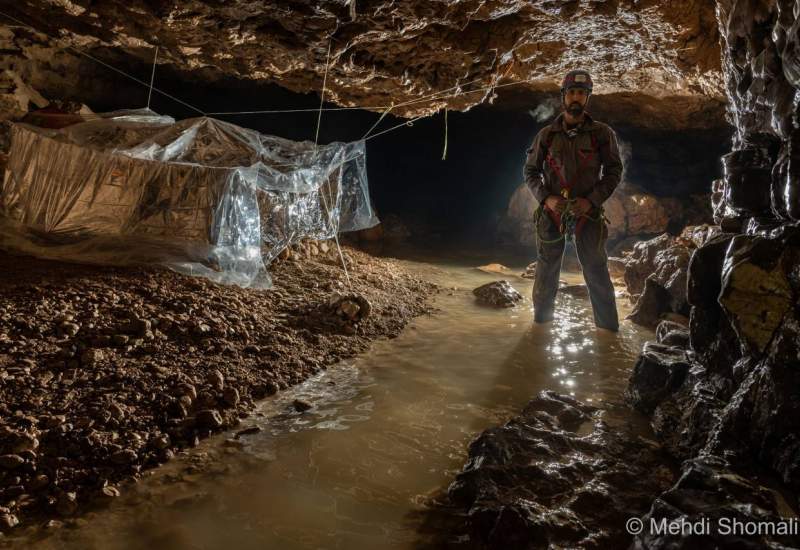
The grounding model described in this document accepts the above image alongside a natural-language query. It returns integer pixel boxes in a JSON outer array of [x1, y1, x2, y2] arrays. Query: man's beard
[[567, 102, 584, 116]]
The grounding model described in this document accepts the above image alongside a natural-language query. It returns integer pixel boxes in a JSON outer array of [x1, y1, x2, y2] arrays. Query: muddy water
[[19, 258, 652, 549]]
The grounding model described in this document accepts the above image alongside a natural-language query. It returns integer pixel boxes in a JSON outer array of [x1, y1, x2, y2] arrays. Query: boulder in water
[[472, 281, 523, 308]]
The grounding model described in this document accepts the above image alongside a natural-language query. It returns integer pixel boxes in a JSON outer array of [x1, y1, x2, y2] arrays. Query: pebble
[[222, 387, 240, 408], [59, 322, 80, 338], [56, 492, 78, 517], [10, 434, 38, 454], [80, 348, 105, 366], [151, 434, 171, 450], [206, 370, 224, 390], [196, 409, 224, 429], [112, 334, 129, 346], [235, 426, 261, 437], [177, 383, 197, 400], [28, 474, 49, 490], [96, 485, 120, 502], [129, 317, 151, 335], [0, 513, 18, 530], [108, 402, 126, 420], [40, 415, 66, 429], [110, 449, 137, 465], [0, 455, 24, 470], [293, 399, 313, 413]]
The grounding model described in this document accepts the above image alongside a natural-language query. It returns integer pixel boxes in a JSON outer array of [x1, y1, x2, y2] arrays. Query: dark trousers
[[532, 210, 619, 331]]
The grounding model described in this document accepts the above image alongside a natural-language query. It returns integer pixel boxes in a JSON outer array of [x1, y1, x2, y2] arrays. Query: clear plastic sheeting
[[0, 110, 378, 287]]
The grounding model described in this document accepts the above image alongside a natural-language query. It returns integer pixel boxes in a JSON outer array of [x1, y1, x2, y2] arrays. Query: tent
[[0, 109, 378, 286]]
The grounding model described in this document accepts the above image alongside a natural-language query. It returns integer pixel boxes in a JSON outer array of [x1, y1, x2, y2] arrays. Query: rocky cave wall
[[623, 0, 800, 544], [2, 0, 725, 124]]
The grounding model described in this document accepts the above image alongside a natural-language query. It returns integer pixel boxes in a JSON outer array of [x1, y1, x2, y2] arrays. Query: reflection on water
[[16, 259, 652, 550]]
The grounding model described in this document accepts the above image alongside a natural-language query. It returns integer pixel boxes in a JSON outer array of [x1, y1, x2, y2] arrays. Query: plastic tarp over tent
[[0, 110, 378, 286]]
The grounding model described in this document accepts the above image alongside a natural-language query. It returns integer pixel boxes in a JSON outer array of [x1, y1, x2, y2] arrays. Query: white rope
[[207, 75, 490, 116], [311, 37, 352, 289], [363, 115, 426, 141], [0, 10, 206, 116], [146, 46, 159, 110], [361, 103, 394, 140], [315, 38, 333, 147]]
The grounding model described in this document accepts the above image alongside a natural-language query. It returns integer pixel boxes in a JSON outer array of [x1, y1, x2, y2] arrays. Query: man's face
[[563, 87, 589, 116]]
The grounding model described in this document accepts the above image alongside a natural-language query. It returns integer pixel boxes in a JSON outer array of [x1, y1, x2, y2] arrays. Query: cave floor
[[0, 245, 434, 538], [4, 252, 656, 549]]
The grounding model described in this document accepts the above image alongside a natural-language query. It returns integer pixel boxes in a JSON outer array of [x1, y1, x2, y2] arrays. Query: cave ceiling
[[4, 0, 728, 129]]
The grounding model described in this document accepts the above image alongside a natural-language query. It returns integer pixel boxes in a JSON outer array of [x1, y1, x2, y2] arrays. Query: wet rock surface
[[472, 281, 523, 308], [429, 392, 675, 549], [635, 456, 799, 549], [0, 245, 435, 530], [3, 2, 724, 124], [624, 0, 800, 533], [623, 226, 720, 328]]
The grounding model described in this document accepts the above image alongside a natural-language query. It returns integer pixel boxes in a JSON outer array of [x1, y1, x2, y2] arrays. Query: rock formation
[[2, 1, 724, 125], [624, 1, 800, 545], [472, 281, 523, 308], [622, 225, 720, 328], [443, 392, 675, 549]]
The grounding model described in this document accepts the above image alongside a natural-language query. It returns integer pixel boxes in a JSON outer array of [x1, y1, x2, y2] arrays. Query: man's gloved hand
[[544, 195, 565, 212], [572, 197, 593, 216]]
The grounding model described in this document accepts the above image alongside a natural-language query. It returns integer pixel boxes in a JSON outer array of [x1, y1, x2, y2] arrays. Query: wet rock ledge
[[434, 392, 675, 549], [0, 243, 436, 531]]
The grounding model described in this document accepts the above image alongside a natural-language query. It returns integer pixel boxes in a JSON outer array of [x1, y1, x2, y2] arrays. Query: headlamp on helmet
[[561, 70, 593, 94]]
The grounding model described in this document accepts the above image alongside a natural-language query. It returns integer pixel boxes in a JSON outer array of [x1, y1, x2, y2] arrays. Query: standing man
[[523, 70, 623, 332]]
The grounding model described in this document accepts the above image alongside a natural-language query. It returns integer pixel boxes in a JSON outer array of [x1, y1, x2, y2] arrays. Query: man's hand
[[572, 197, 593, 216], [544, 195, 565, 212]]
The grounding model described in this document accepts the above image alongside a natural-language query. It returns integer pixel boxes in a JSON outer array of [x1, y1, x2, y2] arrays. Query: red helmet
[[561, 70, 593, 93]]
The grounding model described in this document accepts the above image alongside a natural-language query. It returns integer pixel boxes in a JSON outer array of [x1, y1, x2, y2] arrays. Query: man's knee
[[537, 243, 564, 265]]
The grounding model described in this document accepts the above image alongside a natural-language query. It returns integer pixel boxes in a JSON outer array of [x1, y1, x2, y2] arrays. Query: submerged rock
[[472, 281, 523, 308]]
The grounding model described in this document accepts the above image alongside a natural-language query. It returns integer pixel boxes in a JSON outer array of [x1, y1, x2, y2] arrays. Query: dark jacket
[[524, 113, 623, 208]]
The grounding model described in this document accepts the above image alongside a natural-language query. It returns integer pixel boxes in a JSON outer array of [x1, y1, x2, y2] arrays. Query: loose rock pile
[[0, 244, 435, 531]]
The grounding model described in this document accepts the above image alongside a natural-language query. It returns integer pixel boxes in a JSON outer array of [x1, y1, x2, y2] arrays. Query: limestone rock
[[719, 236, 793, 355], [472, 281, 523, 308], [636, 456, 797, 549], [4, 1, 724, 125], [445, 392, 674, 549], [623, 193, 672, 236], [625, 342, 691, 415]]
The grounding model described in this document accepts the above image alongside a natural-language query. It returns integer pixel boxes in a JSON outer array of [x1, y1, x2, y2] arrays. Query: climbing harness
[[534, 126, 609, 248]]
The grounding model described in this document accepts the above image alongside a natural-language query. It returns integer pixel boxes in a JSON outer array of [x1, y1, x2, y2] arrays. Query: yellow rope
[[442, 108, 448, 160]]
